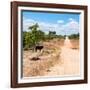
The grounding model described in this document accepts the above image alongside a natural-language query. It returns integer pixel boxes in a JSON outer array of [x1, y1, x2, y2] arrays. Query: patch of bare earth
[[70, 39, 79, 49], [44, 38, 80, 76], [44, 47, 80, 76], [23, 38, 80, 77], [23, 39, 64, 77]]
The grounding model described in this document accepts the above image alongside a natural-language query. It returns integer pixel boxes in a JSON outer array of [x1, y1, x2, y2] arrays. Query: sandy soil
[[23, 37, 80, 77], [44, 47, 80, 76], [44, 37, 80, 76]]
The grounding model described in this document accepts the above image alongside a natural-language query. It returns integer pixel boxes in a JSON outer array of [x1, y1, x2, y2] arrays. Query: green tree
[[48, 31, 56, 39], [23, 32, 31, 49], [28, 23, 45, 46], [69, 33, 79, 39]]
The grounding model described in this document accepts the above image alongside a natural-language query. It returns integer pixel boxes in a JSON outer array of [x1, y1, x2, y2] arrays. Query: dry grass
[[23, 39, 63, 77], [23, 50, 60, 77], [23, 38, 79, 77], [70, 39, 79, 49]]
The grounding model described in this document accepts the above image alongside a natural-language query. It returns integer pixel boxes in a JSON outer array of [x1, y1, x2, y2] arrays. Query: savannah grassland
[[23, 38, 80, 77], [22, 23, 80, 77]]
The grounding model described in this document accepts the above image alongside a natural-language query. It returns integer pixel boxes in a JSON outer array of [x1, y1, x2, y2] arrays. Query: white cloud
[[23, 18, 79, 35], [57, 20, 64, 24], [65, 20, 79, 30], [63, 18, 79, 35], [23, 18, 37, 31], [23, 18, 58, 34], [69, 18, 74, 21]]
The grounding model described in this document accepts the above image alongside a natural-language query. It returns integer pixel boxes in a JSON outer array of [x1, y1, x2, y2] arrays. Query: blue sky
[[22, 10, 80, 35]]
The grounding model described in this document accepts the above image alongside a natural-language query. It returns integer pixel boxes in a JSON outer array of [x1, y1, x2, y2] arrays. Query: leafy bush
[[68, 33, 79, 39], [23, 23, 67, 50]]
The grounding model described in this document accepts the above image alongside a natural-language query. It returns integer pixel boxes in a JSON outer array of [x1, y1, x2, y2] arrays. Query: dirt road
[[44, 37, 80, 76]]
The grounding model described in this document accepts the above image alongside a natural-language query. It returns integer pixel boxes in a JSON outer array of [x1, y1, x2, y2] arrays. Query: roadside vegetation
[[23, 23, 80, 77], [23, 23, 64, 50]]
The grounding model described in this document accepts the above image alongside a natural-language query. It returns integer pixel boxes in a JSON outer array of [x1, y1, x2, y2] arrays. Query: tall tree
[[28, 23, 45, 46]]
